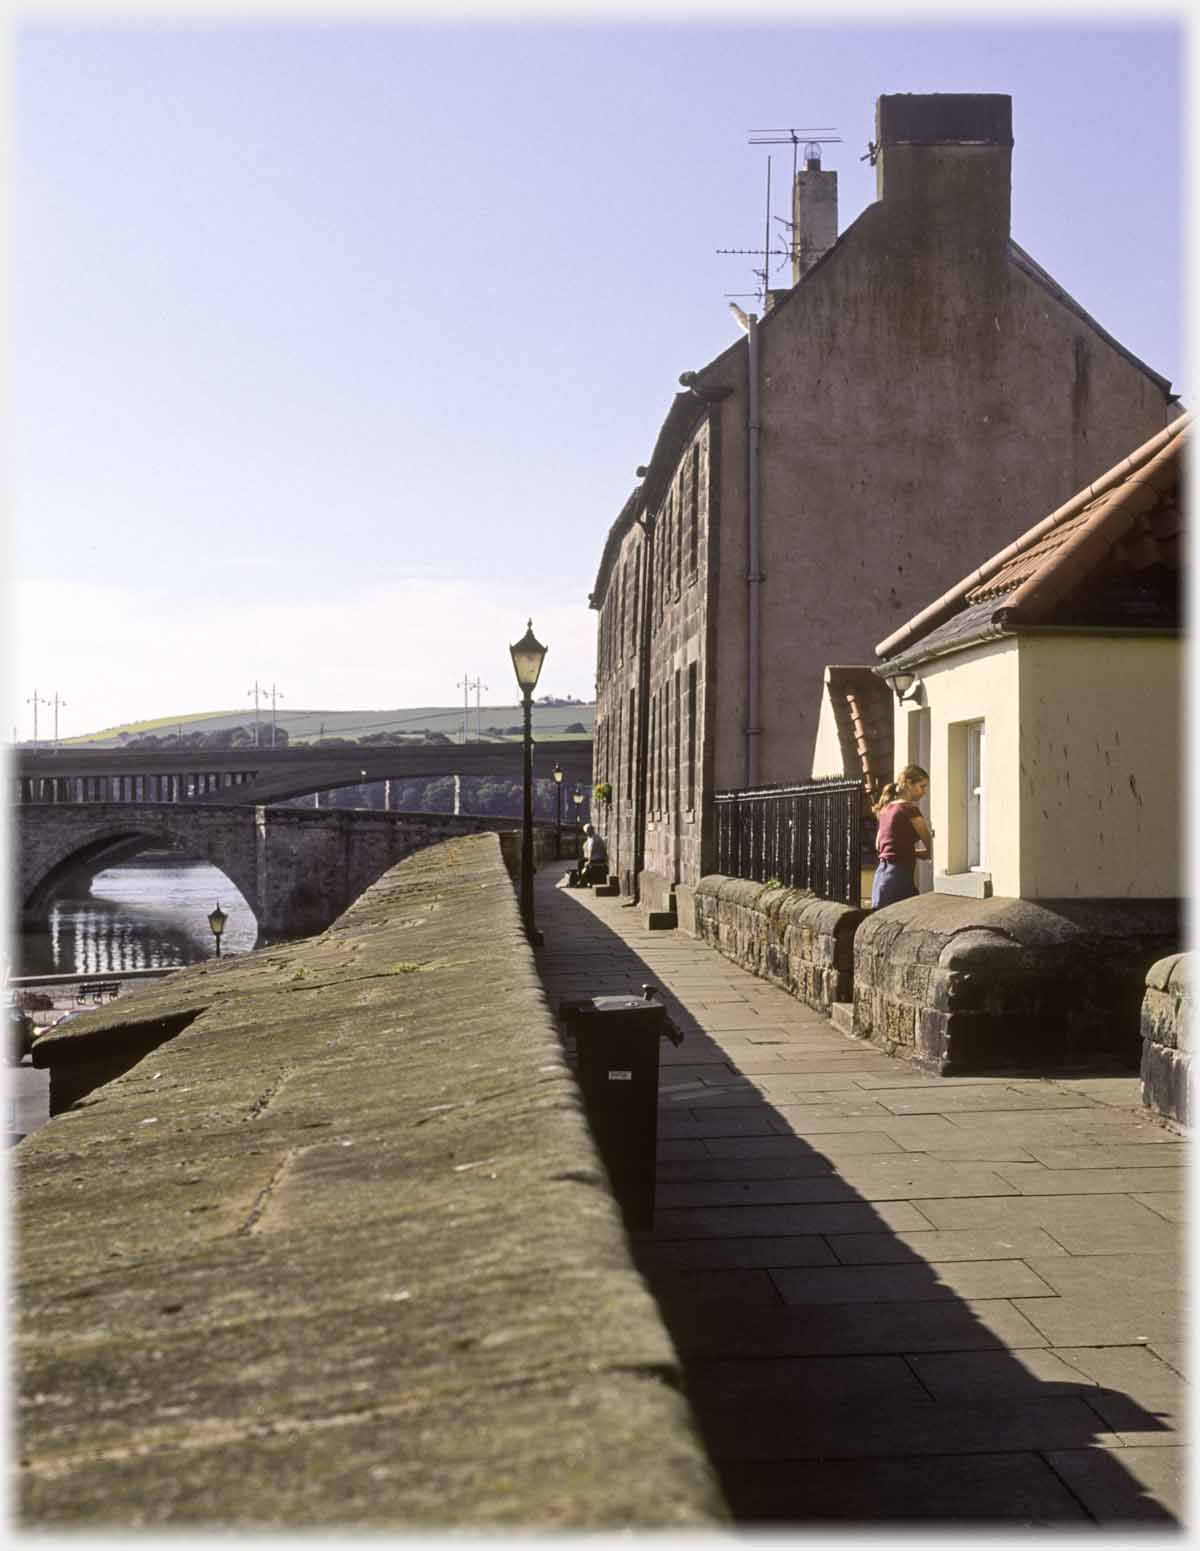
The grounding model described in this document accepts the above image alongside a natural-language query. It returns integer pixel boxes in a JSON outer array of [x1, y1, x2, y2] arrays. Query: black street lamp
[[207, 902, 228, 958], [509, 619, 548, 943], [572, 786, 585, 856], [552, 763, 564, 859]]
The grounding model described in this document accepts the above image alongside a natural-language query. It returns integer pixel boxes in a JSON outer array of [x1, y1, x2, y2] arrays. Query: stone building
[[589, 92, 1178, 928]]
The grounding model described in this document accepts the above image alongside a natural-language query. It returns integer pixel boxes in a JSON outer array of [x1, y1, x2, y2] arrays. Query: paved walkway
[[533, 862, 1189, 1529]]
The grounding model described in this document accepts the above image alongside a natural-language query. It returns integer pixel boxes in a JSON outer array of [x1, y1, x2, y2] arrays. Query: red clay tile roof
[[876, 413, 1189, 661], [823, 666, 894, 796]]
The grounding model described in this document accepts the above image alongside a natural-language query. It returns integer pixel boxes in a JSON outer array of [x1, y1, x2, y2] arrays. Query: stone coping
[[14, 833, 724, 1531], [1146, 952, 1191, 999], [853, 893, 1181, 1075], [694, 874, 862, 939]]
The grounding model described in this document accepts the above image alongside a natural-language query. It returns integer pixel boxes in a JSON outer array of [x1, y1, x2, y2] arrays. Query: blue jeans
[[871, 861, 917, 909]]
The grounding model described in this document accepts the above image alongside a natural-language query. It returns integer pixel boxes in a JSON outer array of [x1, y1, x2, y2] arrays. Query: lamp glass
[[552, 764, 563, 784], [572, 789, 583, 806], [888, 671, 916, 699], [208, 903, 228, 938], [509, 620, 548, 693]]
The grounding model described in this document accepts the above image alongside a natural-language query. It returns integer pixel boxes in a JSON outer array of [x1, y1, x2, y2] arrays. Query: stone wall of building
[[852, 894, 1181, 1075], [18, 833, 726, 1530], [691, 874, 864, 1012], [592, 416, 716, 915], [1141, 952, 1193, 1126]]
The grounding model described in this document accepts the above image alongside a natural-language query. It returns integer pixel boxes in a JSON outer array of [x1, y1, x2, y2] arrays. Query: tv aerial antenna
[[717, 128, 842, 308]]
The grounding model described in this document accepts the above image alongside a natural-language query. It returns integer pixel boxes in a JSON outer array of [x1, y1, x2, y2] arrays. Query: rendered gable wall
[[1016, 634, 1182, 898]]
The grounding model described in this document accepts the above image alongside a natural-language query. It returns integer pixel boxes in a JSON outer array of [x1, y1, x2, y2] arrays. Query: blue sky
[[9, 11, 1187, 737]]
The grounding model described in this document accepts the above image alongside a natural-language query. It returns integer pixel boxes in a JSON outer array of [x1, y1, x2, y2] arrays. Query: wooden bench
[[76, 981, 121, 1004]]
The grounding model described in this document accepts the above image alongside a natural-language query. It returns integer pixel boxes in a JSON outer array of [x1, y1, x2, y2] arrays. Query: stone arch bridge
[[17, 802, 552, 939]]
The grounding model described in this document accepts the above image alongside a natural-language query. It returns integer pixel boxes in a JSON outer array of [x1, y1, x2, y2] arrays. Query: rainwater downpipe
[[746, 313, 763, 788]]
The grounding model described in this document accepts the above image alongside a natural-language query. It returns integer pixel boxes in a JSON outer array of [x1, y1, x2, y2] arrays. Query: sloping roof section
[[589, 486, 644, 610], [877, 414, 1189, 665], [1007, 241, 1173, 398], [823, 666, 895, 797], [589, 392, 712, 607]]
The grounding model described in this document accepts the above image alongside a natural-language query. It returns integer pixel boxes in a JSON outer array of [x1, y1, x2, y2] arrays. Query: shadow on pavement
[[534, 866, 1180, 1529]]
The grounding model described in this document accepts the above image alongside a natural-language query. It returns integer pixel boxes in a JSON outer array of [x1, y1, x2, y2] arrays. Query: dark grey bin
[[563, 992, 673, 1230]]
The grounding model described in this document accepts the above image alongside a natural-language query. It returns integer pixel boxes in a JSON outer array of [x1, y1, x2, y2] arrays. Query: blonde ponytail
[[872, 764, 928, 816]]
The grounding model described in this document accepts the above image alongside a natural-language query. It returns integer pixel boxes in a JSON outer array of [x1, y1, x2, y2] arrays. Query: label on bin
[[608, 1070, 633, 1081]]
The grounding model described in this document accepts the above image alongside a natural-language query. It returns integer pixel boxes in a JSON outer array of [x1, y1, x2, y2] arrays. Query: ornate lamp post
[[552, 763, 564, 859], [207, 902, 228, 959], [509, 619, 548, 943]]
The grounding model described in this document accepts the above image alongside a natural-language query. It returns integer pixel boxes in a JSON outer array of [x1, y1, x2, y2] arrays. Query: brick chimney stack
[[874, 93, 1013, 249], [792, 150, 838, 285]]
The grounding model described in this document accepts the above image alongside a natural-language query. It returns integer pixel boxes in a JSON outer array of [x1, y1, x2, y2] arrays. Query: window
[[687, 663, 697, 809], [673, 670, 681, 811], [626, 689, 635, 795], [631, 542, 641, 647], [966, 721, 986, 870], [647, 697, 656, 812], [688, 443, 700, 576], [657, 687, 665, 813], [674, 478, 683, 594]]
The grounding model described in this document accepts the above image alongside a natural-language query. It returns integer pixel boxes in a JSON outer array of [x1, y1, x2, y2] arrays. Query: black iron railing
[[713, 776, 865, 906]]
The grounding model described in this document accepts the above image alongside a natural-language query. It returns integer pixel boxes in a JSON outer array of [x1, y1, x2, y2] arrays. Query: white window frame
[[966, 721, 986, 872]]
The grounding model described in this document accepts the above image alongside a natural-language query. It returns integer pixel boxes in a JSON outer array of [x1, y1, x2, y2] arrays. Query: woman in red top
[[870, 765, 932, 909]]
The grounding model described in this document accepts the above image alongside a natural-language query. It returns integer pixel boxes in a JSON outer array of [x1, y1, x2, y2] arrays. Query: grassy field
[[62, 703, 595, 747]]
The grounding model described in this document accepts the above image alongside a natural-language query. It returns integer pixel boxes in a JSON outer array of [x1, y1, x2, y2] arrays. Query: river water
[[16, 855, 258, 978]]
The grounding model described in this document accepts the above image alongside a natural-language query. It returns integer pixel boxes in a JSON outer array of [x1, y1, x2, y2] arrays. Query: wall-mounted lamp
[[885, 671, 923, 704]]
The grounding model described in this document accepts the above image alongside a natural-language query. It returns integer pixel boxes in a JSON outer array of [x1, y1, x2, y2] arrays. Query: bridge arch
[[17, 806, 261, 929]]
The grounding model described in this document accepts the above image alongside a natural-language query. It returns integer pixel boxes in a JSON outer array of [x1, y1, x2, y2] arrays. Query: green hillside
[[64, 703, 595, 747]]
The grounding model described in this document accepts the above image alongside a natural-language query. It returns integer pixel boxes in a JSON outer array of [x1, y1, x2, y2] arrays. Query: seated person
[[581, 824, 608, 882]]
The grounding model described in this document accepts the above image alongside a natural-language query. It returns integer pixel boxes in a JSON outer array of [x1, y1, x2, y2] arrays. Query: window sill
[[934, 871, 993, 899]]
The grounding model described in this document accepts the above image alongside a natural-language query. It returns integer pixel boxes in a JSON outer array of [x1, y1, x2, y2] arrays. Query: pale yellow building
[[874, 415, 1187, 905]]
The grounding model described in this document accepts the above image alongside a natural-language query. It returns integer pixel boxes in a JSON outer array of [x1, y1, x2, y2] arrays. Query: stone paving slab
[[656, 1296, 1053, 1359], [910, 1346, 1184, 1446], [654, 1162, 1018, 1208], [646, 1199, 935, 1239], [911, 1193, 1185, 1253], [1043, 1445, 1185, 1523], [532, 863, 1190, 1529], [993, 1164, 1189, 1194], [1133, 1191, 1187, 1221], [634, 1235, 841, 1272], [716, 1451, 1093, 1524], [1021, 1143, 1189, 1168], [826, 1227, 1072, 1263], [769, 1259, 1057, 1304], [692, 1393, 1118, 1462]]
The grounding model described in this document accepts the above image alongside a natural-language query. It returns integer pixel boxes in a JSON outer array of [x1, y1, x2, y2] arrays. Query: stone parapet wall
[[1141, 953, 1193, 1126], [16, 834, 724, 1531], [852, 894, 1181, 1075], [692, 874, 864, 1011]]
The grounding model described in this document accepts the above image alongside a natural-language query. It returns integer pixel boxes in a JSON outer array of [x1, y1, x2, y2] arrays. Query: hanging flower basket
[[593, 781, 613, 806]]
